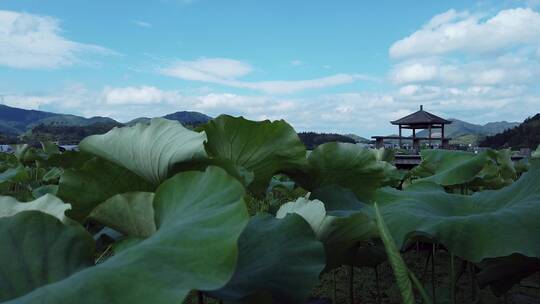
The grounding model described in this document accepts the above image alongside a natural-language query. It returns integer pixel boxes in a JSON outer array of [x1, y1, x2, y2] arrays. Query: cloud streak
[[160, 57, 375, 94]]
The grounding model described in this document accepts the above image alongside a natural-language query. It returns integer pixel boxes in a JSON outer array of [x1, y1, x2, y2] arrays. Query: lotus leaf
[[6, 166, 249, 303], [376, 160, 540, 262], [57, 158, 154, 221], [89, 192, 156, 238], [293, 142, 399, 200], [202, 115, 307, 194], [0, 194, 71, 223], [0, 211, 94, 302], [80, 118, 207, 184], [209, 213, 325, 304]]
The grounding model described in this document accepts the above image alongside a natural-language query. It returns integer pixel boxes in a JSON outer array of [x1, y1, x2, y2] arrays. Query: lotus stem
[[468, 262, 477, 302], [375, 266, 381, 304], [450, 253, 455, 304], [431, 244, 436, 304], [349, 264, 354, 304], [197, 291, 204, 304], [421, 249, 433, 283], [333, 269, 337, 304]]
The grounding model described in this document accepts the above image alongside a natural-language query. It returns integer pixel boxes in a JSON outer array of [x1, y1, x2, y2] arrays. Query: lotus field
[[1, 115, 539, 304]]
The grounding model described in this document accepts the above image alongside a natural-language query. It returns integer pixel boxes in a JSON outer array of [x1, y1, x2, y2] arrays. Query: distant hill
[[126, 111, 212, 127], [163, 111, 212, 126], [0, 104, 121, 134], [480, 114, 540, 149], [344, 134, 371, 143], [417, 118, 519, 138], [298, 132, 356, 150], [23, 122, 124, 145], [0, 104, 213, 144]]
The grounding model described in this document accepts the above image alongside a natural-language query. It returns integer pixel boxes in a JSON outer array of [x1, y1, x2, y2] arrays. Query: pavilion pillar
[[428, 125, 432, 147], [399, 125, 402, 148], [441, 124, 445, 148]]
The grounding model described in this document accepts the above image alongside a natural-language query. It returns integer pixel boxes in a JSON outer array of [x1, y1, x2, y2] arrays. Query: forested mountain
[[480, 114, 540, 149], [127, 111, 212, 127], [0, 104, 118, 134], [0, 105, 214, 144], [417, 118, 518, 138], [298, 132, 356, 149]]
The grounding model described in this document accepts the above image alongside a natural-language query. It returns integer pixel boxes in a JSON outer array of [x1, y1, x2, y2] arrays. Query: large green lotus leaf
[[533, 145, 540, 158], [32, 185, 59, 199], [57, 158, 154, 222], [208, 213, 325, 304], [410, 149, 488, 186], [7, 166, 249, 303], [40, 141, 61, 156], [89, 192, 156, 238], [477, 254, 540, 296], [41, 151, 94, 169], [42, 167, 63, 182], [276, 196, 335, 240], [0, 194, 71, 224], [376, 160, 540, 262], [0, 165, 29, 184], [293, 143, 398, 200], [487, 149, 516, 180], [310, 186, 379, 269], [202, 115, 307, 194], [79, 118, 207, 184], [0, 211, 95, 302]]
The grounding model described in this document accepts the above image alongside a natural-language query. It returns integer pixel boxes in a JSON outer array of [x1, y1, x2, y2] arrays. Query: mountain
[[344, 133, 371, 143], [479, 114, 540, 149], [0, 104, 121, 134], [0, 104, 215, 144], [417, 118, 519, 138], [298, 132, 356, 150], [162, 111, 212, 126], [126, 111, 212, 127]]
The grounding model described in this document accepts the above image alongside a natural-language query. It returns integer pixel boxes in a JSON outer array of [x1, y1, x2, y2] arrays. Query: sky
[[1, 0, 540, 137]]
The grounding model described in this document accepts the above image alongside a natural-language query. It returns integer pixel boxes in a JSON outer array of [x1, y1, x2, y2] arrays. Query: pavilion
[[372, 105, 452, 150]]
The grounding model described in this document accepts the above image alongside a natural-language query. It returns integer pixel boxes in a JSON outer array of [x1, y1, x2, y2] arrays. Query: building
[[372, 105, 452, 151]]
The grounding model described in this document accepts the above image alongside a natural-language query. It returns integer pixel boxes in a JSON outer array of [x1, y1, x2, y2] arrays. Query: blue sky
[[1, 0, 540, 136]]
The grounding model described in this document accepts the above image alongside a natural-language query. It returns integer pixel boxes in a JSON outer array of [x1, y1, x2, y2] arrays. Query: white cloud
[[102, 86, 179, 105], [133, 20, 151, 28], [390, 8, 540, 58], [161, 58, 253, 81], [160, 57, 373, 94], [390, 54, 539, 85], [3, 82, 539, 136], [290, 60, 305, 66], [0, 10, 113, 69]]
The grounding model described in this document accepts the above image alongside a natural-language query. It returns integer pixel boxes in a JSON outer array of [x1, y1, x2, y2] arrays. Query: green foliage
[[209, 213, 325, 303], [202, 115, 307, 194], [89, 192, 156, 238], [0, 194, 71, 223], [80, 118, 207, 184], [57, 158, 154, 221], [291, 142, 400, 201], [374, 203, 415, 304], [5, 166, 249, 303], [1, 115, 539, 303], [0, 211, 95, 302], [376, 160, 540, 262], [480, 113, 540, 149]]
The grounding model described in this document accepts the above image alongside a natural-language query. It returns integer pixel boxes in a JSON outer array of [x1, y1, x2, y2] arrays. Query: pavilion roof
[[391, 105, 452, 125]]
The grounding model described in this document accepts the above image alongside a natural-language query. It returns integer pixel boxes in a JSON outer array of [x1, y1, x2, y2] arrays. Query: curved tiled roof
[[391, 105, 452, 125]]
